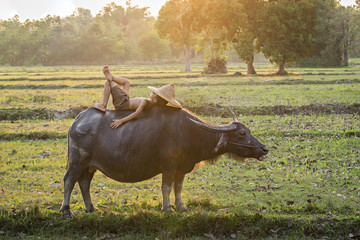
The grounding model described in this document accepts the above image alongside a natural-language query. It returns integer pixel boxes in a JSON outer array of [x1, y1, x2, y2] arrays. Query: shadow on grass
[[1, 199, 359, 239]]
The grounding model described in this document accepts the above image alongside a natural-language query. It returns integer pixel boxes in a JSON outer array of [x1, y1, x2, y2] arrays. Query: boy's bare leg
[[93, 66, 114, 112], [102, 66, 130, 95], [93, 81, 116, 112], [93, 66, 131, 112], [112, 76, 130, 96], [102, 66, 113, 82]]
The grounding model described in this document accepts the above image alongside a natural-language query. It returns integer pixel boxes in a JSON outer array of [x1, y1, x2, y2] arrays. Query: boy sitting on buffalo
[[93, 66, 182, 129]]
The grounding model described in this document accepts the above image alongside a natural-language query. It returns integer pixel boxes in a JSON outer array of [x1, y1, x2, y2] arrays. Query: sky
[[0, 0, 168, 21], [0, 0, 356, 22]]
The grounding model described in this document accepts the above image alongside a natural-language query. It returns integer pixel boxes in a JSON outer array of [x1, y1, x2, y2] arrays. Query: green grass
[[0, 63, 359, 239], [1, 114, 359, 140], [349, 58, 360, 64], [1, 83, 359, 111]]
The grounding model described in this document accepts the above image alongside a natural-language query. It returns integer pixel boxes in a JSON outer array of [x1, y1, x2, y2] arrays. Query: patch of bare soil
[[0, 106, 88, 121]]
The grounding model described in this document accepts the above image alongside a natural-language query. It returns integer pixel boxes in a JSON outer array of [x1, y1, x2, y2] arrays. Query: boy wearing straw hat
[[93, 66, 182, 129]]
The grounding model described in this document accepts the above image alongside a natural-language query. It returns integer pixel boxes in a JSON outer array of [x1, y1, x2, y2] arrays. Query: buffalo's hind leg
[[60, 144, 89, 218], [60, 166, 84, 218], [78, 169, 96, 213]]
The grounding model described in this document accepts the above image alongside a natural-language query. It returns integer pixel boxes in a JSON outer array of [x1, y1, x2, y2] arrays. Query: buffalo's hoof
[[60, 205, 71, 218], [63, 212, 72, 218], [176, 205, 190, 213], [161, 207, 174, 213], [61, 209, 72, 218], [86, 204, 96, 213]]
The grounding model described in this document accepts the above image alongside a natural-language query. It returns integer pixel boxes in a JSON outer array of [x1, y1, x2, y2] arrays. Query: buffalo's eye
[[239, 130, 246, 137]]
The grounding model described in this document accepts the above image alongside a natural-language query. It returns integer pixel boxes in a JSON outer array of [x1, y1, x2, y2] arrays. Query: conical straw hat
[[148, 84, 182, 108]]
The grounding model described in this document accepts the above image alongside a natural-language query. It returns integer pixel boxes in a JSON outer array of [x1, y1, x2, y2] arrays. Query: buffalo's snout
[[261, 146, 269, 155]]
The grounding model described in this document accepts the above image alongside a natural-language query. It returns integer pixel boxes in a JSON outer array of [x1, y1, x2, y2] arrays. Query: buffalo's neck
[[191, 129, 221, 162]]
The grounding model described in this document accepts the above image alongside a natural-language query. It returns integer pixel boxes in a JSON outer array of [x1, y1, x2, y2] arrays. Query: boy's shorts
[[111, 85, 130, 110]]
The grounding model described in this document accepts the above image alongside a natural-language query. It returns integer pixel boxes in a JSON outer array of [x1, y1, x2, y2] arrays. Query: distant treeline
[[0, 3, 176, 66], [0, 3, 177, 65], [0, 0, 359, 72]]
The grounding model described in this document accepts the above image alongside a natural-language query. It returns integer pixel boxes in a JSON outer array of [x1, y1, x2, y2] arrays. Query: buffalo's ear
[[215, 133, 228, 153]]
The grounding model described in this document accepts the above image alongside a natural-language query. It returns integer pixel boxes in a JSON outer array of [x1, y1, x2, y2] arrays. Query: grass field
[[0, 62, 359, 239]]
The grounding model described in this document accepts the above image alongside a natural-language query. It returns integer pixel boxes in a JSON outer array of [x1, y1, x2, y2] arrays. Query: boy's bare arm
[[109, 99, 148, 129]]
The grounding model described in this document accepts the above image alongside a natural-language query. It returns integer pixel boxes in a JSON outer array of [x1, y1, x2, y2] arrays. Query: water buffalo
[[60, 106, 268, 217]]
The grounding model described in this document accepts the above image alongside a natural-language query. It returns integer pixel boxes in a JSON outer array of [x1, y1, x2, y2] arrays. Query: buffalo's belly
[[91, 161, 161, 183]]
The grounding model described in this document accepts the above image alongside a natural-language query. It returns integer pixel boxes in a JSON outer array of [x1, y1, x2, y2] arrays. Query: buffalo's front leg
[[161, 171, 174, 212], [174, 171, 189, 212]]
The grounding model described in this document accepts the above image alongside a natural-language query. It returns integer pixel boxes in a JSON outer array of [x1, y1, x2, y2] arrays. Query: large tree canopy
[[256, 0, 318, 74], [233, 0, 263, 74], [155, 0, 198, 71], [300, 0, 341, 66], [185, 0, 245, 73], [300, 0, 360, 66], [350, 1, 360, 57]]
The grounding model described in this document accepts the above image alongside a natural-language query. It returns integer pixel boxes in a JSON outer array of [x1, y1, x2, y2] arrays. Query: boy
[[93, 66, 182, 129]]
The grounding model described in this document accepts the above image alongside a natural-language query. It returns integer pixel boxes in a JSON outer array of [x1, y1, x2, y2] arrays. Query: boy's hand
[[110, 119, 123, 129]]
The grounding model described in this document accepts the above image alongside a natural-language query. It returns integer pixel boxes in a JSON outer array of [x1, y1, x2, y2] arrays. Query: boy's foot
[[102, 66, 113, 82], [93, 103, 107, 112]]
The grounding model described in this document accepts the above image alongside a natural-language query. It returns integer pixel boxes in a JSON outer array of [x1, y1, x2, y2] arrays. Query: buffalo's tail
[[66, 108, 86, 170], [66, 131, 70, 170]]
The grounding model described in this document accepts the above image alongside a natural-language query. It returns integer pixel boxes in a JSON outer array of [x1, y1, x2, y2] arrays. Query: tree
[[155, 0, 198, 71], [186, 0, 245, 73], [139, 31, 170, 61], [338, 6, 353, 66], [341, 5, 360, 64], [122, 3, 156, 61], [300, 0, 341, 66], [349, 1, 360, 57], [234, 32, 256, 74], [0, 16, 29, 65], [256, 0, 318, 74], [355, 0, 360, 10], [300, 0, 359, 66], [94, 3, 137, 63], [233, 0, 263, 74]]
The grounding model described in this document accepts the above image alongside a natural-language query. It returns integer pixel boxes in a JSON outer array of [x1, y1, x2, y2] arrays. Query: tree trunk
[[247, 55, 257, 74], [343, 41, 349, 66], [184, 45, 191, 72], [343, 13, 349, 66], [277, 59, 288, 75]]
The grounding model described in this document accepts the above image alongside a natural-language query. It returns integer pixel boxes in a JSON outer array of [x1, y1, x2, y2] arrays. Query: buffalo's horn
[[189, 118, 238, 132], [227, 107, 239, 122]]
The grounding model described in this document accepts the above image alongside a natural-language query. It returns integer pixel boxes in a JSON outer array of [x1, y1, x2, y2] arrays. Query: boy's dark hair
[[155, 95, 168, 106]]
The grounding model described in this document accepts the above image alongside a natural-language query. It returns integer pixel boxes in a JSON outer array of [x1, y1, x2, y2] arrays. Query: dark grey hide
[[60, 106, 268, 217]]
